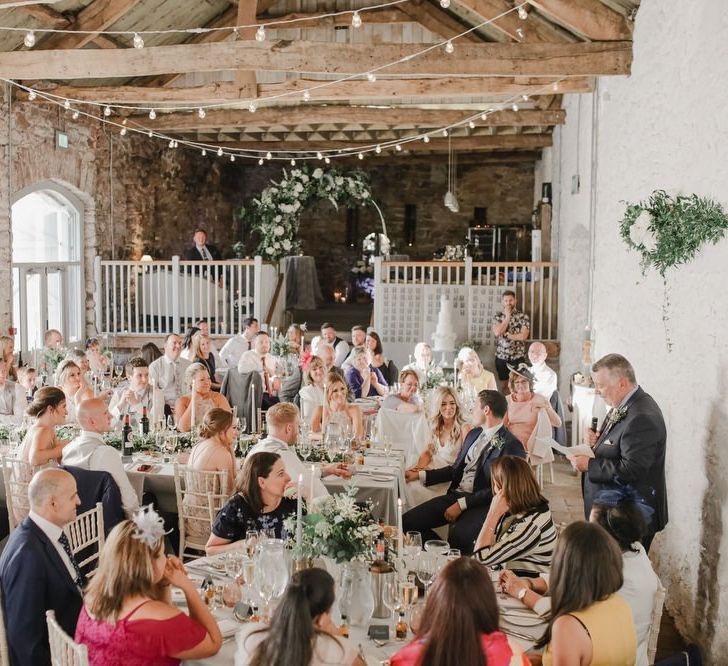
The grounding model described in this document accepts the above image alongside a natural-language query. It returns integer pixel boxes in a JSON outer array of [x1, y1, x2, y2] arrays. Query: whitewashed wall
[[554, 0, 728, 659]]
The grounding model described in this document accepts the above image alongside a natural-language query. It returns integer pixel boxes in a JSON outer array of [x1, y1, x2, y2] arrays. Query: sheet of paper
[[551, 441, 595, 458]]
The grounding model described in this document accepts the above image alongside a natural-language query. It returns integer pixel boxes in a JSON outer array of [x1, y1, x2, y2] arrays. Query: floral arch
[[241, 167, 374, 261]]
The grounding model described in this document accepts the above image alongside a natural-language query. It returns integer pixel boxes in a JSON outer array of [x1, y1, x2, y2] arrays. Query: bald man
[[0, 469, 83, 665], [528, 342, 558, 399], [62, 398, 140, 517]]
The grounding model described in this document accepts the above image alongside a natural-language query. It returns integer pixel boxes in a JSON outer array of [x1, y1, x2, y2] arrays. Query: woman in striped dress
[[472, 455, 556, 576]]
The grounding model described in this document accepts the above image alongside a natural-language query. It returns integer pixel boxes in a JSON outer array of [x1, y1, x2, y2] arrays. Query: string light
[[316, 151, 323, 160], [230, 154, 235, 162], [147, 129, 153, 137], [258, 157, 264, 165], [290, 158, 296, 166], [440, 0, 450, 6], [266, 151, 272, 160], [148, 109, 156, 120], [515, 28, 524, 39], [324, 156, 331, 164], [552, 81, 559, 91], [512, 102, 519, 112], [63, 99, 71, 110], [375, 145, 382, 154], [103, 106, 112, 116], [197, 107, 206, 119], [168, 139, 174, 148], [444, 40, 454, 54], [442, 129, 448, 137], [255, 25, 266, 42], [248, 101, 257, 113], [23, 30, 35, 48], [358, 152, 364, 160], [423, 135, 430, 143], [518, 5, 529, 20], [522, 94, 529, 101], [367, 72, 376, 83], [201, 149, 207, 156], [351, 11, 362, 28], [132, 32, 144, 49], [302, 90, 311, 102], [72, 110, 79, 120], [217, 147, 223, 156], [120, 126, 127, 135], [27, 89, 36, 101], [468, 120, 475, 129], [395, 144, 402, 152]]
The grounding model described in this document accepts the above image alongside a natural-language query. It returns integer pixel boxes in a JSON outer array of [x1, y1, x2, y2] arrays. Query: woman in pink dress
[[75, 507, 222, 665], [504, 364, 561, 451]]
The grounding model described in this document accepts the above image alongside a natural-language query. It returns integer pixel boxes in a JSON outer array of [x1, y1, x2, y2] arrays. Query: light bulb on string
[[316, 152, 323, 160], [230, 154, 235, 162], [291, 158, 296, 166], [217, 147, 223, 157], [149, 109, 156, 120], [481, 112, 488, 121], [168, 139, 175, 148], [518, 5, 529, 20], [515, 28, 524, 39], [324, 156, 331, 164], [423, 135, 430, 143], [522, 94, 529, 101], [147, 130, 153, 137], [255, 25, 266, 42], [23, 31, 35, 48], [201, 149, 207, 156], [552, 81, 559, 91], [440, 0, 450, 6], [367, 72, 376, 83], [120, 126, 127, 136], [104, 106, 112, 117], [375, 145, 382, 154], [198, 107, 206, 119], [302, 90, 311, 102], [132, 32, 144, 49], [395, 144, 402, 152], [72, 111, 79, 120], [442, 129, 448, 137], [358, 152, 364, 160], [444, 40, 454, 54], [512, 102, 519, 112], [468, 120, 475, 129], [28, 89, 37, 101], [351, 11, 362, 28], [63, 100, 71, 110], [266, 151, 272, 160], [258, 158, 264, 165], [248, 101, 257, 113]]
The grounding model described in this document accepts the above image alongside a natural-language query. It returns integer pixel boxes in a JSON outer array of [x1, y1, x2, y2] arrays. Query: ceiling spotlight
[[258, 158, 264, 165], [358, 152, 364, 160], [367, 72, 376, 83], [132, 32, 144, 49], [515, 28, 525, 39], [440, 0, 451, 6], [518, 5, 529, 20], [149, 109, 156, 120], [198, 107, 206, 119], [423, 135, 430, 143], [248, 101, 257, 113], [395, 144, 402, 152], [103, 106, 112, 116], [302, 90, 311, 102], [217, 147, 224, 157], [72, 111, 79, 120], [351, 11, 362, 28], [512, 102, 519, 112], [23, 30, 35, 49], [444, 40, 454, 54], [255, 25, 266, 42], [63, 99, 71, 110], [266, 151, 272, 160], [28, 89, 37, 101]]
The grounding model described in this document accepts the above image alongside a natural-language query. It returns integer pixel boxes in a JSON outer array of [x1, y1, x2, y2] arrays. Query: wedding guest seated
[[0, 358, 26, 424], [238, 331, 280, 410], [140, 341, 163, 366], [313, 342, 346, 385], [344, 347, 387, 399], [390, 557, 529, 666], [341, 324, 367, 371], [277, 325, 306, 403], [76, 507, 222, 665], [62, 398, 140, 518], [16, 365, 38, 400], [187, 407, 238, 495], [504, 364, 561, 451], [220, 317, 259, 369], [57, 359, 93, 422], [190, 330, 221, 391], [109, 356, 153, 427], [66, 347, 100, 399], [175, 363, 231, 432], [286, 323, 310, 364], [311, 323, 349, 367], [85, 337, 109, 373], [0, 469, 84, 665], [236, 568, 365, 666], [298, 356, 326, 423], [0, 334, 17, 381], [180, 326, 200, 362], [18, 387, 70, 467], [195, 318, 225, 369], [206, 451, 295, 555], [527, 342, 558, 399], [366, 331, 398, 385], [532, 522, 637, 666], [381, 369, 422, 413], [310, 373, 364, 439], [472, 456, 556, 575], [44, 328, 64, 350], [149, 333, 191, 410], [249, 403, 349, 500], [403, 390, 525, 554], [402, 341, 434, 385], [457, 347, 497, 393]]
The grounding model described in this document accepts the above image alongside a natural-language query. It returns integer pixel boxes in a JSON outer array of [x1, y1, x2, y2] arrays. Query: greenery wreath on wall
[[240, 166, 373, 262], [620, 190, 728, 275]]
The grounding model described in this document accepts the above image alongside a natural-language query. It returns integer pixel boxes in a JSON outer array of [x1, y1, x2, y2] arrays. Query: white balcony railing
[[93, 256, 278, 337]]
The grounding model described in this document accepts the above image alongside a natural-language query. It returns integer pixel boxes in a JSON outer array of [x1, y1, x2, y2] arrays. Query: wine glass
[[255, 541, 289, 620], [222, 580, 242, 608], [261, 528, 276, 542], [166, 414, 176, 431], [382, 435, 393, 457], [245, 530, 259, 558], [238, 417, 247, 434], [416, 551, 437, 597], [382, 578, 401, 625], [114, 364, 123, 379], [298, 437, 311, 462], [424, 539, 450, 557], [404, 531, 423, 564]]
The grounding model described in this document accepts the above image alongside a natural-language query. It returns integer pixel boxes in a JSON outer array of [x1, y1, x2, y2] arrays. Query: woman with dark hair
[[472, 455, 556, 575], [180, 326, 200, 362], [235, 568, 365, 666], [18, 387, 69, 469], [365, 331, 398, 385], [205, 451, 294, 555], [533, 521, 636, 665], [391, 557, 528, 666], [140, 341, 163, 366]]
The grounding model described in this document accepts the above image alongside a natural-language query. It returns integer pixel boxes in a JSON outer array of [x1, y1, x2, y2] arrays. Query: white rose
[[361, 191, 370, 199], [274, 215, 282, 222], [282, 239, 292, 251], [301, 174, 309, 183], [266, 246, 275, 255], [294, 183, 304, 194], [274, 242, 280, 249], [312, 168, 323, 179], [280, 204, 294, 214], [274, 225, 284, 236], [335, 176, 344, 186], [293, 200, 301, 211], [280, 180, 288, 188]]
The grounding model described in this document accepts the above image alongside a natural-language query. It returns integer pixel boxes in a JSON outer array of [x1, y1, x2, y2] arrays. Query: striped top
[[473, 503, 556, 575]]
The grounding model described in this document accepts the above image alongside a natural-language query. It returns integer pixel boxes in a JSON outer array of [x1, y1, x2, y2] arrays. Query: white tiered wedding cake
[[432, 295, 457, 352]]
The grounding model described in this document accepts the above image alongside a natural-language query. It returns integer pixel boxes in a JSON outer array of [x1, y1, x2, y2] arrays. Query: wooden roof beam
[[0, 40, 631, 79], [527, 0, 633, 41], [18, 3, 124, 49], [397, 0, 483, 42], [257, 7, 411, 29]]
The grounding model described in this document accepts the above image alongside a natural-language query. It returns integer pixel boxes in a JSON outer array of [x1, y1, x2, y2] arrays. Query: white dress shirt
[[108, 384, 153, 426], [0, 381, 26, 424], [28, 510, 79, 584], [220, 335, 254, 370], [456, 422, 503, 509], [149, 355, 191, 406], [531, 361, 558, 399], [62, 430, 140, 517], [310, 336, 349, 367], [197, 244, 213, 261], [237, 350, 277, 392]]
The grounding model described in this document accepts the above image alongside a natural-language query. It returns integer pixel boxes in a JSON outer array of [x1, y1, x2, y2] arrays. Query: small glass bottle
[[396, 611, 408, 640], [339, 614, 349, 638]]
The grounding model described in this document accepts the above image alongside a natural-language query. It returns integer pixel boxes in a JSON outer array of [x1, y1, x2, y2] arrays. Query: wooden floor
[[542, 458, 686, 662]]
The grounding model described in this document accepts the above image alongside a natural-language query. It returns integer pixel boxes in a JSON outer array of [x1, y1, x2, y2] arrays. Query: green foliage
[[620, 190, 728, 275]]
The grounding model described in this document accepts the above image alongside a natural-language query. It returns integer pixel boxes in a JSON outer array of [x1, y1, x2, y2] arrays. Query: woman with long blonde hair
[[415, 385, 471, 470], [56, 359, 93, 422], [310, 372, 364, 440], [0, 335, 17, 382], [75, 508, 222, 665], [190, 331, 220, 391]]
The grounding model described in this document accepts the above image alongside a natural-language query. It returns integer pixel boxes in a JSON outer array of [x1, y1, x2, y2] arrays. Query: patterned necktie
[[261, 355, 272, 394], [58, 532, 86, 588]]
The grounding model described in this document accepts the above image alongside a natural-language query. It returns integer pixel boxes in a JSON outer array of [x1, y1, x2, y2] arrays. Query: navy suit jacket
[[424, 424, 525, 509], [0, 517, 83, 666], [583, 387, 668, 531]]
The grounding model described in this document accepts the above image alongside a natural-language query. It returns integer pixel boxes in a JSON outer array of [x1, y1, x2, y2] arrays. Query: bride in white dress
[[405, 386, 471, 508]]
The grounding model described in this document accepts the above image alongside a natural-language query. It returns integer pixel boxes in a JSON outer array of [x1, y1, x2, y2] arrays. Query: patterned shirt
[[493, 309, 530, 361], [212, 494, 296, 542]]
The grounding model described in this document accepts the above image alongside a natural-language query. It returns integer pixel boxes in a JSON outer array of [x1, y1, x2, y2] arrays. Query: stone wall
[[553, 0, 728, 660]]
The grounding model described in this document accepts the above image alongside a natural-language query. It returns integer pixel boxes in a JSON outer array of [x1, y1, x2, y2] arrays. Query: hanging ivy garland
[[620, 190, 728, 275], [240, 166, 373, 261]]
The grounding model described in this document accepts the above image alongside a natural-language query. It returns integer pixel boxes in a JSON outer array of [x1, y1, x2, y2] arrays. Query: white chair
[[0, 590, 10, 666], [0, 455, 34, 532], [173, 464, 229, 560], [647, 579, 666, 664], [66, 502, 105, 575], [374, 408, 430, 467], [46, 610, 88, 666]]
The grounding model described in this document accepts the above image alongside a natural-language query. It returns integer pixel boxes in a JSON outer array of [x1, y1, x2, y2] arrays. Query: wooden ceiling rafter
[[526, 0, 633, 41], [397, 0, 484, 43]]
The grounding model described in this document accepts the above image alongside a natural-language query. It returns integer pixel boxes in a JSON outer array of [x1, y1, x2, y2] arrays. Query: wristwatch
[[516, 588, 527, 601]]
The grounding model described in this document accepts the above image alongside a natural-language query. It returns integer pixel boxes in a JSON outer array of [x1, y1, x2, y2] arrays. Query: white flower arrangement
[[243, 167, 374, 261]]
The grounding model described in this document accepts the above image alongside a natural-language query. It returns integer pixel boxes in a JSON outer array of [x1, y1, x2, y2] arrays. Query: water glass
[[382, 436, 393, 457], [416, 552, 437, 597], [424, 539, 450, 557]]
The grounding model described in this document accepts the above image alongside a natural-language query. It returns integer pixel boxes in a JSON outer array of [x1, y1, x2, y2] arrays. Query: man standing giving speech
[[570, 353, 667, 552]]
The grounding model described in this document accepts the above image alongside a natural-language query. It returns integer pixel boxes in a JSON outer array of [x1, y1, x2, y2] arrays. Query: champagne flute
[[245, 530, 259, 558], [399, 578, 418, 611], [382, 435, 393, 457], [416, 551, 437, 598]]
